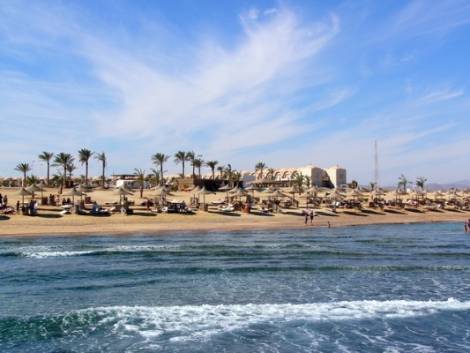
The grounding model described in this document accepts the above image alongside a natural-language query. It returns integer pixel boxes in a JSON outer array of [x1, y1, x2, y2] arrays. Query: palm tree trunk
[[160, 165, 164, 186], [101, 163, 105, 188], [182, 161, 185, 178], [46, 162, 50, 186], [85, 162, 89, 185], [62, 165, 66, 193], [23, 172, 26, 187]]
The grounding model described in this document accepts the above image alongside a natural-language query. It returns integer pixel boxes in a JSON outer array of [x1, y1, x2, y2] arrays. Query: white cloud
[[84, 9, 341, 152]]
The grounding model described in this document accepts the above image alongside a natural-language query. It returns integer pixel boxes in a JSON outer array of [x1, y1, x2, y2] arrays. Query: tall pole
[[374, 140, 379, 191]]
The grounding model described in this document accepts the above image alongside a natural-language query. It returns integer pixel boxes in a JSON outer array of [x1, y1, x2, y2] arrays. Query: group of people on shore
[[304, 210, 315, 225]]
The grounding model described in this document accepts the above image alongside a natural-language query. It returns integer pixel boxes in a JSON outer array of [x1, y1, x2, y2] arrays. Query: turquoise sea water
[[1, 223, 470, 352]]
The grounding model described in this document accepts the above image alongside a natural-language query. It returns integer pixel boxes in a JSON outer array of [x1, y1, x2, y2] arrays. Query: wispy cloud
[[1, 1, 469, 183], [87, 9, 341, 153]]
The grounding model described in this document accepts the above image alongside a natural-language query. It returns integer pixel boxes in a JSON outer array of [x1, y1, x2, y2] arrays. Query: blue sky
[[1, 0, 470, 184]]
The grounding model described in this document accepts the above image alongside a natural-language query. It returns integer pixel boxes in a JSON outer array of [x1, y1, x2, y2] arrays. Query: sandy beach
[[1, 187, 469, 237]]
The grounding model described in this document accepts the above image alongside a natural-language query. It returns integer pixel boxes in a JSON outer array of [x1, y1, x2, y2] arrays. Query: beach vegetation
[[14, 162, 31, 187], [38, 152, 54, 186]]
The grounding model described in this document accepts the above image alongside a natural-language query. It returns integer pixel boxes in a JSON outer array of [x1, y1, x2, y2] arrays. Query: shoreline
[[1, 210, 468, 237]]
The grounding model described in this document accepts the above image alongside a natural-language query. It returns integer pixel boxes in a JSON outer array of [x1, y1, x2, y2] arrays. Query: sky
[[1, 0, 470, 185]]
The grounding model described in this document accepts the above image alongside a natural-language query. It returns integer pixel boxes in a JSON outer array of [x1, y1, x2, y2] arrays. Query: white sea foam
[[25, 250, 96, 258], [18, 244, 180, 258], [76, 299, 470, 342]]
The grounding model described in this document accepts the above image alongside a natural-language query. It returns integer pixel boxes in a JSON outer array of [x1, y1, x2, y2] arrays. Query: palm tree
[[95, 152, 107, 188], [26, 175, 40, 186], [293, 173, 305, 189], [206, 161, 218, 180], [193, 158, 203, 179], [152, 153, 169, 186], [304, 176, 311, 188], [38, 152, 54, 186], [174, 151, 189, 177], [15, 162, 31, 187], [267, 168, 275, 180], [398, 174, 409, 193], [53, 153, 74, 192], [217, 165, 224, 179], [134, 168, 146, 198], [67, 162, 76, 185], [149, 168, 161, 187], [255, 162, 266, 179], [78, 148, 93, 185], [292, 173, 305, 201], [225, 164, 233, 186], [186, 151, 196, 178], [416, 176, 427, 191]]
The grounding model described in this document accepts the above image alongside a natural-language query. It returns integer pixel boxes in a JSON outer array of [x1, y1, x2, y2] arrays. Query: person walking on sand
[[304, 211, 308, 225], [310, 210, 314, 224]]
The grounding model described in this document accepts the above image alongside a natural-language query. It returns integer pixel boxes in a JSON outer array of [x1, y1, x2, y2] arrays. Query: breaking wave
[[2, 299, 470, 343]]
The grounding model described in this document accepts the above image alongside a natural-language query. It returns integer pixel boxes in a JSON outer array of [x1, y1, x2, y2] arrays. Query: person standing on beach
[[310, 210, 314, 224], [304, 212, 308, 225]]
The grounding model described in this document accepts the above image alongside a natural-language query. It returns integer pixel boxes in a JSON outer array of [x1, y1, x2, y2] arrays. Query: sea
[[1, 222, 470, 352]]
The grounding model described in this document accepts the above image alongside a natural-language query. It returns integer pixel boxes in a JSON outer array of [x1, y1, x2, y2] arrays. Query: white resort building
[[242, 164, 347, 189]]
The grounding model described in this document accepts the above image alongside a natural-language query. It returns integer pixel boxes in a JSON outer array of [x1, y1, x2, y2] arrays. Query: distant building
[[325, 165, 347, 188], [242, 164, 347, 188]]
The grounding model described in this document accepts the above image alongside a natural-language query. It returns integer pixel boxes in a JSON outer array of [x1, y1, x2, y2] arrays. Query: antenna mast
[[374, 140, 379, 190]]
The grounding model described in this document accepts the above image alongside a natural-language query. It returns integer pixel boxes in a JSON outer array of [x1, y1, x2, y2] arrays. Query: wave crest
[[2, 299, 470, 343]]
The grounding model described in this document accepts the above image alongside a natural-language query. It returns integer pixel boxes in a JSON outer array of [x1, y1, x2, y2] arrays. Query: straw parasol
[[26, 184, 45, 200], [198, 186, 215, 205], [218, 184, 231, 191], [432, 191, 446, 201], [78, 184, 94, 193], [347, 189, 365, 200], [64, 188, 86, 204], [17, 188, 33, 207], [191, 185, 202, 193], [244, 184, 260, 197], [114, 186, 134, 205], [262, 186, 278, 194], [268, 189, 290, 199]]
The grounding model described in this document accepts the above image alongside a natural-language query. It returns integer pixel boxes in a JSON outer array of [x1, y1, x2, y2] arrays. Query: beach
[[1, 187, 469, 236]]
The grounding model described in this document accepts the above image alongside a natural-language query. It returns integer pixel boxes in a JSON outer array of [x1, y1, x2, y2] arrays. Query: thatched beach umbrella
[[244, 184, 260, 197], [114, 186, 134, 206], [17, 188, 33, 207], [218, 184, 231, 192], [262, 186, 278, 194], [198, 186, 215, 206], [432, 191, 446, 201], [26, 184, 45, 200], [347, 189, 365, 200], [78, 184, 94, 193], [64, 188, 86, 204]]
